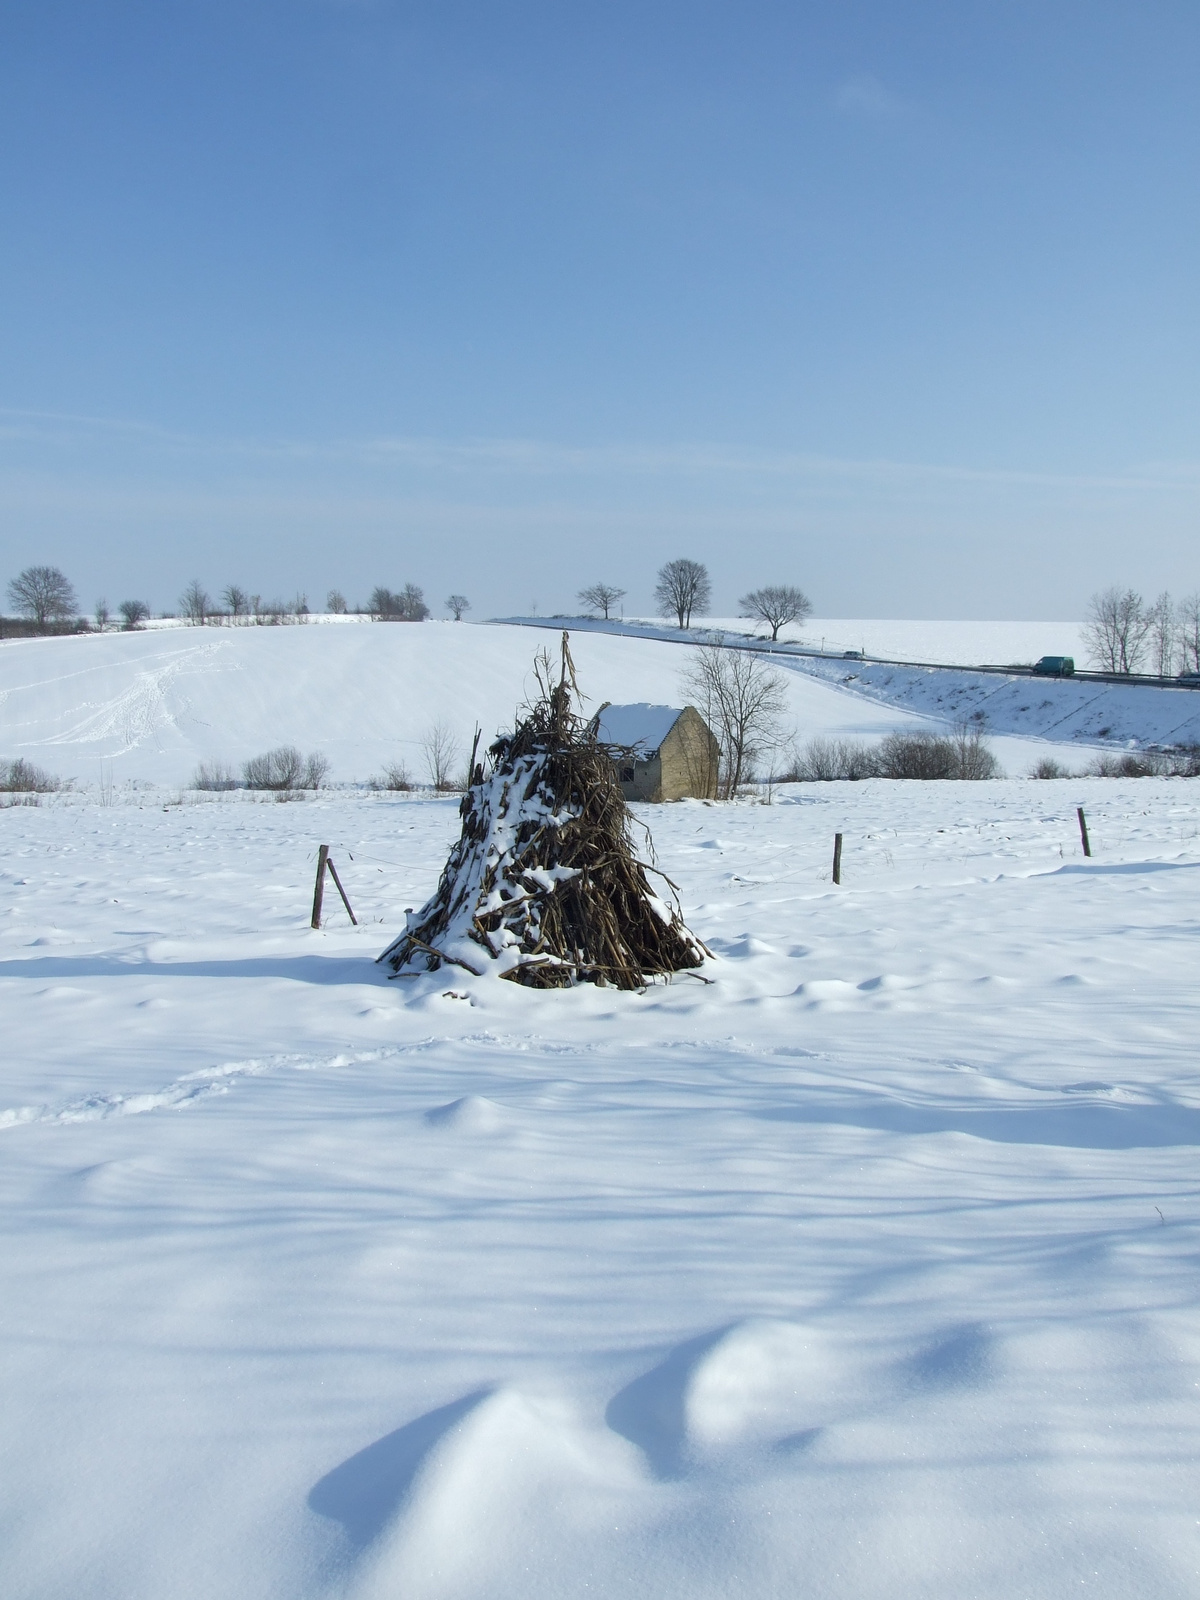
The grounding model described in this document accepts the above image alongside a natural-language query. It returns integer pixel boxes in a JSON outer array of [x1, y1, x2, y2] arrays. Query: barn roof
[[595, 703, 685, 757]]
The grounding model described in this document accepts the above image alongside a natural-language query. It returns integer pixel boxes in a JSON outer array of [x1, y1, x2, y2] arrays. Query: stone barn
[[592, 702, 719, 802]]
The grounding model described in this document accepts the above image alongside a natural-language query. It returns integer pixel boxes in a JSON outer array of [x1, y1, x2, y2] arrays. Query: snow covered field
[[597, 615, 1088, 665], [3, 777, 1199, 1599], [784, 616, 1087, 664], [0, 620, 1070, 793]]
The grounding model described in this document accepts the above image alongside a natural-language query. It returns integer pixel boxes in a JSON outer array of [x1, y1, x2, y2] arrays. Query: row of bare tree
[[1, 568, 475, 631], [1082, 588, 1200, 676], [578, 559, 813, 640]]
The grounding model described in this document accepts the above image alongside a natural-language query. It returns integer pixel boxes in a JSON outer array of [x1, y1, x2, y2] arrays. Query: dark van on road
[[1032, 656, 1075, 677]]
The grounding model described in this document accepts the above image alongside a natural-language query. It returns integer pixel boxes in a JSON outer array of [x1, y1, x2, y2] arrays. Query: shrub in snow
[[379, 638, 708, 988], [1, 758, 61, 793], [876, 727, 1000, 780], [241, 747, 330, 790], [1030, 757, 1073, 779], [371, 761, 413, 791], [303, 752, 330, 789], [1087, 747, 1200, 778], [788, 736, 878, 782], [786, 724, 1000, 782], [192, 761, 238, 791]]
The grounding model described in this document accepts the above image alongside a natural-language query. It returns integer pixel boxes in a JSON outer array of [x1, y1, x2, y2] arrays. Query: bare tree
[[94, 598, 111, 631], [422, 721, 461, 790], [739, 584, 812, 642], [326, 590, 348, 614], [373, 760, 412, 791], [446, 594, 471, 620], [654, 559, 711, 629], [681, 641, 788, 798], [400, 583, 428, 620], [119, 599, 150, 630], [949, 719, 1002, 780], [240, 745, 328, 790], [222, 584, 250, 617], [1178, 592, 1200, 673], [192, 761, 237, 791], [1148, 591, 1176, 676], [578, 581, 626, 620], [180, 579, 212, 626], [370, 583, 429, 621], [1081, 587, 1152, 673], [303, 751, 329, 788], [788, 735, 878, 781], [7, 566, 78, 629], [243, 745, 305, 789]]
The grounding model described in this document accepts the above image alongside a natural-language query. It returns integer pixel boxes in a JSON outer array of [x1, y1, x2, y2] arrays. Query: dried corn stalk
[[378, 639, 707, 988]]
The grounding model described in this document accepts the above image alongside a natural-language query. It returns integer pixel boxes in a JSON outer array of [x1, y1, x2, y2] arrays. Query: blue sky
[[1, 1, 1197, 619]]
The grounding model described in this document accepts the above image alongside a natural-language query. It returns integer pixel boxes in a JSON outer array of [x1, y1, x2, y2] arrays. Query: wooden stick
[[832, 832, 843, 885], [1077, 807, 1092, 857], [403, 935, 483, 976], [311, 844, 329, 928], [325, 857, 358, 925]]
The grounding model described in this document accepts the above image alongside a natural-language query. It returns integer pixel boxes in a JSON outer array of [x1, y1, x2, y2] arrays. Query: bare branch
[[680, 641, 788, 797], [577, 582, 626, 620], [654, 559, 711, 629], [739, 584, 812, 642], [7, 566, 78, 630]]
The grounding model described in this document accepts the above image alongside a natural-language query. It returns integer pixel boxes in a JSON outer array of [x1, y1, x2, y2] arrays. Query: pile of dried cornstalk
[[378, 640, 708, 988]]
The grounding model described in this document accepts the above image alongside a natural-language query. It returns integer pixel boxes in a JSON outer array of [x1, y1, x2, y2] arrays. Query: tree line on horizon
[[8, 561, 1199, 677], [2, 560, 815, 641], [0, 568, 474, 633]]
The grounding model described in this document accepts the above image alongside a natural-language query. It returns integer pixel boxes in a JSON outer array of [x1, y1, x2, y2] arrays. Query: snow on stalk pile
[[379, 640, 707, 987]]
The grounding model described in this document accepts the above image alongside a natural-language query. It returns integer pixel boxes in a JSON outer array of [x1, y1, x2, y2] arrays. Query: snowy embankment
[[501, 613, 1087, 666], [0, 619, 1078, 791], [792, 654, 1200, 748], [2, 780, 1199, 1598], [502, 616, 1200, 750]]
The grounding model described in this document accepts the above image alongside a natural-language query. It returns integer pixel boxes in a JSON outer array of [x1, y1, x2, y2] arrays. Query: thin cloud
[[832, 73, 912, 122], [1, 407, 1198, 497]]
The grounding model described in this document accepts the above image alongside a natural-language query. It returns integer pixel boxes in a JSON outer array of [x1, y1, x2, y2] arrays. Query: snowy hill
[[5, 618, 1197, 802], [0, 618, 1058, 790]]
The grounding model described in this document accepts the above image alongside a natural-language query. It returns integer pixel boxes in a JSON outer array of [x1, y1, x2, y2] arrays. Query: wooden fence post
[[311, 844, 330, 928], [832, 832, 843, 885], [312, 845, 357, 928], [1077, 807, 1092, 858], [325, 856, 358, 925]]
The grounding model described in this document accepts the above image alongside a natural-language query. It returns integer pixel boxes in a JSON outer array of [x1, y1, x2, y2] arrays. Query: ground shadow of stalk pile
[[378, 635, 708, 989]]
